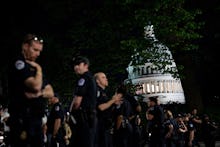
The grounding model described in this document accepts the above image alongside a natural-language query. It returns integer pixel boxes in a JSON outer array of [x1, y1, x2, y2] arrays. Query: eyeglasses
[[23, 34, 44, 44], [31, 36, 43, 43]]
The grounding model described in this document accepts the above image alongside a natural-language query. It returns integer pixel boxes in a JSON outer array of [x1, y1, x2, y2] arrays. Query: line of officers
[[7, 52, 144, 147], [8, 39, 215, 147], [67, 56, 144, 147], [9, 34, 219, 147], [43, 71, 143, 147]]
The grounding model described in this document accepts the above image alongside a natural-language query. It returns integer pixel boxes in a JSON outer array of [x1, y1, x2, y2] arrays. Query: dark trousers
[[26, 117, 44, 147], [149, 128, 165, 147], [9, 116, 44, 147], [96, 126, 113, 147], [114, 123, 133, 147], [70, 112, 97, 147], [47, 134, 66, 147]]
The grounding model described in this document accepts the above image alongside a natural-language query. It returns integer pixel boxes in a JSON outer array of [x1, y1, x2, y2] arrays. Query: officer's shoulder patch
[[15, 60, 25, 70], [78, 78, 85, 86], [55, 105, 60, 111]]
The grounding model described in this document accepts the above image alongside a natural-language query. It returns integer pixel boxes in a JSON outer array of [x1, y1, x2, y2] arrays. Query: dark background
[[0, 0, 219, 118]]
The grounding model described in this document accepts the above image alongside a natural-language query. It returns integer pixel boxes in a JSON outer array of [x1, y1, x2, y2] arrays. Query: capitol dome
[[125, 24, 186, 104]]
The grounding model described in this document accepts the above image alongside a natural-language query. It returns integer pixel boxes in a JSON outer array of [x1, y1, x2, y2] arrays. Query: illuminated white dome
[[126, 24, 186, 104]]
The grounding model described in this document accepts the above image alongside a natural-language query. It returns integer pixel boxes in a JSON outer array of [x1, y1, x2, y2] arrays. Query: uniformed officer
[[124, 93, 142, 147], [146, 96, 165, 147], [113, 84, 133, 147], [94, 72, 122, 147], [7, 33, 54, 147], [47, 95, 65, 147], [69, 56, 97, 147]]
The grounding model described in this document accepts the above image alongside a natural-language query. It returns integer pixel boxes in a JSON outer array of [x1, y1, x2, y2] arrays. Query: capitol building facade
[[125, 24, 186, 104]]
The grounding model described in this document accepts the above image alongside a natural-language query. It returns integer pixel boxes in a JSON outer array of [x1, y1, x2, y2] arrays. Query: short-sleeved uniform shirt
[[114, 98, 133, 126], [74, 71, 97, 110], [125, 94, 139, 114], [47, 102, 65, 134], [147, 105, 165, 134], [96, 86, 114, 129], [8, 54, 47, 117]]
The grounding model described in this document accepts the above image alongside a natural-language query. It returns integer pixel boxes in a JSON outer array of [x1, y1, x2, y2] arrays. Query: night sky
[[0, 0, 220, 105]]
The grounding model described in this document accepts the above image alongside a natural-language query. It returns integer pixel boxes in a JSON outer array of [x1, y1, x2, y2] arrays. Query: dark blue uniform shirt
[[74, 71, 97, 110], [8, 54, 48, 117]]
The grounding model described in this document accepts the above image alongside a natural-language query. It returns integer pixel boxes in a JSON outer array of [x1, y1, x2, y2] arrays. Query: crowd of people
[[145, 98, 219, 147], [0, 33, 219, 147]]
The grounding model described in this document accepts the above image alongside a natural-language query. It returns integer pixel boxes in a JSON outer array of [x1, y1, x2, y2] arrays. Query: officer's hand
[[72, 96, 82, 110], [26, 60, 42, 70], [25, 91, 42, 99], [112, 93, 122, 103]]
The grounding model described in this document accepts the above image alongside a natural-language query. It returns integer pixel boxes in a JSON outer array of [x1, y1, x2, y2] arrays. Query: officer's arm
[[192, 117, 202, 124], [188, 129, 194, 146], [53, 118, 61, 138], [41, 84, 54, 98], [165, 124, 173, 138], [25, 84, 54, 99], [98, 93, 122, 111], [25, 60, 43, 92], [70, 96, 83, 111], [116, 115, 123, 130]]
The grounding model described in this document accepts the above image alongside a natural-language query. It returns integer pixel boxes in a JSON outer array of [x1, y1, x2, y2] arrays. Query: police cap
[[71, 56, 90, 66]]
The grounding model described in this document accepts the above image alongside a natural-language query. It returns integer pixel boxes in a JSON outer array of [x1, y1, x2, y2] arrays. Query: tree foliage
[[0, 0, 208, 108], [31, 0, 204, 100]]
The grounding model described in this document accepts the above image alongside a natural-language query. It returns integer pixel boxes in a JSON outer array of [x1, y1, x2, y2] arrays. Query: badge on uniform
[[15, 60, 25, 70], [78, 78, 85, 86], [55, 106, 60, 111], [97, 90, 100, 97]]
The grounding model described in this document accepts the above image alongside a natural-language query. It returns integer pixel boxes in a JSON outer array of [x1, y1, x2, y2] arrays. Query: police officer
[[183, 113, 195, 147], [69, 56, 97, 147], [113, 84, 133, 147], [124, 93, 142, 147], [47, 95, 65, 147], [146, 96, 165, 147], [94, 72, 122, 147], [7, 33, 54, 147]]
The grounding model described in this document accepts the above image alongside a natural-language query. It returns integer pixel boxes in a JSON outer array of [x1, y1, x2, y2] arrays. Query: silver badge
[[78, 78, 85, 86], [97, 90, 100, 97], [55, 106, 60, 111], [15, 60, 25, 70]]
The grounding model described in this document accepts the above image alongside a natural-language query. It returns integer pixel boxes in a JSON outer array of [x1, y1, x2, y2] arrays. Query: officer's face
[[146, 113, 154, 120], [74, 62, 88, 75], [97, 73, 108, 87], [23, 41, 43, 61], [192, 109, 197, 115]]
